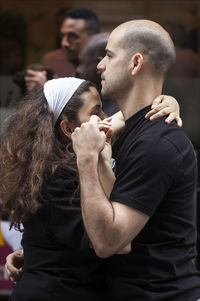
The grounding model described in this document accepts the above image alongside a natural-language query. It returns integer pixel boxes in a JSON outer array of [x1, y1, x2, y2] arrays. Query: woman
[[0, 77, 181, 300]]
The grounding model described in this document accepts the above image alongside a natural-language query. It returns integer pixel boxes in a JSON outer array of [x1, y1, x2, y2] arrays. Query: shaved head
[[111, 20, 176, 77]]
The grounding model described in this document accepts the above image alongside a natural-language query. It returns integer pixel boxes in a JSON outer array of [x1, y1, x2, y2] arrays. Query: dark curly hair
[[0, 80, 94, 230]]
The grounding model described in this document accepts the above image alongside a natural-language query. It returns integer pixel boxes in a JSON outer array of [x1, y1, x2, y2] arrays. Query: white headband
[[43, 77, 85, 125]]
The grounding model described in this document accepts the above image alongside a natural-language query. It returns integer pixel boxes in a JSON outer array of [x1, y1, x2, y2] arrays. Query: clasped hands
[[72, 115, 116, 162]]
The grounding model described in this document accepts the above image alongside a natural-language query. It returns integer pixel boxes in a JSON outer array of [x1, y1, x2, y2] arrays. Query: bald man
[[72, 20, 200, 300]]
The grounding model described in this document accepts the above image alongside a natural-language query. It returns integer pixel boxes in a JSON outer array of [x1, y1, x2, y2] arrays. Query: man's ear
[[59, 120, 75, 140], [130, 53, 144, 75]]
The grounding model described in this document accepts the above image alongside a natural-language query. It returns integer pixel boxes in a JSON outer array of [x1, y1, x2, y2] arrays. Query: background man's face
[[78, 48, 99, 84], [60, 18, 88, 63]]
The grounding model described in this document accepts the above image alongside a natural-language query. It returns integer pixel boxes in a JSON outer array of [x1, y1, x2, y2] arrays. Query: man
[[72, 20, 200, 300], [77, 31, 181, 119], [59, 7, 100, 68], [25, 7, 100, 89]]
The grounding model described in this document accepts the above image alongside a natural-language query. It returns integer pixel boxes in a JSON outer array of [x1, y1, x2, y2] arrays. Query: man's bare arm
[[72, 116, 149, 258]]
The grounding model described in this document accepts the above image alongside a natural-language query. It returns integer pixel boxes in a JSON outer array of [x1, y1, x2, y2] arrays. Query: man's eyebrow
[[105, 48, 114, 55]]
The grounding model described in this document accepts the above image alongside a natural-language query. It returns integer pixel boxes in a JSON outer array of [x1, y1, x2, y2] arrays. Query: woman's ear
[[130, 53, 144, 75], [59, 120, 75, 140]]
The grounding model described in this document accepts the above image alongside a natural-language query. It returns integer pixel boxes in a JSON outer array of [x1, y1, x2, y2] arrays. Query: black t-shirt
[[102, 98, 119, 117], [107, 106, 200, 300], [11, 167, 106, 301]]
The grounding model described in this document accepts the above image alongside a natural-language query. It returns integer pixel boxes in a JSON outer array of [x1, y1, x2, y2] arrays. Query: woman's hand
[[98, 120, 113, 163], [5, 248, 24, 283], [145, 95, 182, 127], [102, 111, 125, 140]]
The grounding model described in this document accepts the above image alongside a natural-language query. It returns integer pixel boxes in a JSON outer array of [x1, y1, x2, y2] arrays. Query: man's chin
[[64, 51, 77, 63], [101, 88, 109, 99]]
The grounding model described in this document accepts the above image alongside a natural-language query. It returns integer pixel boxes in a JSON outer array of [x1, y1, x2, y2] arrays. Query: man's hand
[[5, 249, 24, 283], [72, 115, 107, 160], [145, 95, 182, 127], [25, 69, 47, 92]]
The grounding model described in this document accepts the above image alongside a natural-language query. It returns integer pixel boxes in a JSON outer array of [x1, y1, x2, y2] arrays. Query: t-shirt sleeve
[[110, 136, 181, 217], [42, 167, 89, 249]]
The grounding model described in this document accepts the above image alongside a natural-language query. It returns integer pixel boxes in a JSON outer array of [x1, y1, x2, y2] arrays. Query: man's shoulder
[[116, 118, 194, 164], [42, 48, 64, 60], [139, 120, 194, 158]]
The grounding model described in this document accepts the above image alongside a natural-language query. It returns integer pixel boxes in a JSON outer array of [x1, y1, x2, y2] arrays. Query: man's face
[[77, 47, 99, 86], [97, 30, 131, 100], [60, 18, 88, 63]]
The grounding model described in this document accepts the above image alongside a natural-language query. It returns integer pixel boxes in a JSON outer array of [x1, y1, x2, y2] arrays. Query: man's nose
[[97, 56, 106, 72], [61, 36, 70, 48]]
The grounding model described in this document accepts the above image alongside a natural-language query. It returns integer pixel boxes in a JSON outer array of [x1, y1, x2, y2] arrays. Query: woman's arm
[[145, 95, 182, 127]]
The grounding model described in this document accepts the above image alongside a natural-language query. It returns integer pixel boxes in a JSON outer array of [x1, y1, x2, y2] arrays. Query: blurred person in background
[[78, 32, 119, 116], [40, 7, 100, 79], [13, 64, 56, 95]]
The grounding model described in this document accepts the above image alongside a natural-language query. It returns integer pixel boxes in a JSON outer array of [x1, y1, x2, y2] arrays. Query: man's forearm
[[98, 154, 115, 198], [77, 153, 121, 258]]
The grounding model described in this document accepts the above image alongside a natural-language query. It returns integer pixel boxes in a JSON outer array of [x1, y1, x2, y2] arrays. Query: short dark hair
[[123, 25, 176, 78], [64, 7, 100, 36]]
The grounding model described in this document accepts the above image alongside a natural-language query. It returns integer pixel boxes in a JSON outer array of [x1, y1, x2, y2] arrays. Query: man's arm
[[72, 116, 149, 258], [97, 127, 132, 254]]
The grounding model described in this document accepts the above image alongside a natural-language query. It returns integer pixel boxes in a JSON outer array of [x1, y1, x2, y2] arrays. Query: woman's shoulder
[[44, 166, 78, 185], [41, 166, 79, 205]]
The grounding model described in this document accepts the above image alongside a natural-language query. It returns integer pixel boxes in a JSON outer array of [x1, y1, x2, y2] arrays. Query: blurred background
[[0, 0, 199, 298]]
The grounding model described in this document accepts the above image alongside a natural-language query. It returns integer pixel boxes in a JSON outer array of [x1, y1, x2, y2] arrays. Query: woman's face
[[77, 86, 106, 124]]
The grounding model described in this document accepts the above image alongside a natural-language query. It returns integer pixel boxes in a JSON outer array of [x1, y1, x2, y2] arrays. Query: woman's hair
[[0, 80, 94, 230]]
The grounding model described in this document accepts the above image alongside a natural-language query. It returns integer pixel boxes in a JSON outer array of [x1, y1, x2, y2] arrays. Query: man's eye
[[68, 33, 79, 40]]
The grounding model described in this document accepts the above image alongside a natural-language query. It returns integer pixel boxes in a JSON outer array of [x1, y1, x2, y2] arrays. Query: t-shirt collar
[[125, 105, 152, 129]]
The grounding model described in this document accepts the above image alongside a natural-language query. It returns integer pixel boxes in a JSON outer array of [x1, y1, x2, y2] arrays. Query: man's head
[[77, 32, 109, 92], [98, 19, 176, 101], [60, 8, 100, 65]]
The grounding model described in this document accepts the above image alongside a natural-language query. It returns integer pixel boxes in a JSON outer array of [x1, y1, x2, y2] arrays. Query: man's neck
[[117, 78, 163, 121]]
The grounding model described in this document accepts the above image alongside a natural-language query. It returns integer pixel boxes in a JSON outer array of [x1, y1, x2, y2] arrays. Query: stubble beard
[[101, 80, 114, 100]]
